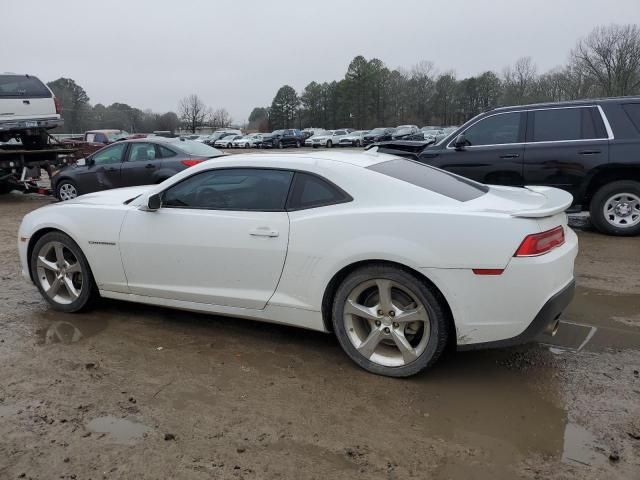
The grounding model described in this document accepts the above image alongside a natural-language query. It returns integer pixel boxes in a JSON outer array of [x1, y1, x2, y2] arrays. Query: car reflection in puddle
[[33, 310, 109, 345]]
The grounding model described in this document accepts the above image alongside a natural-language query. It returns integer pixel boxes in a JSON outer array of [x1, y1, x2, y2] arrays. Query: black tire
[[326, 140, 333, 148], [30, 231, 97, 313], [331, 264, 449, 377], [55, 179, 79, 201], [277, 141, 284, 149], [296, 140, 301, 148], [589, 180, 640, 236], [356, 140, 362, 147]]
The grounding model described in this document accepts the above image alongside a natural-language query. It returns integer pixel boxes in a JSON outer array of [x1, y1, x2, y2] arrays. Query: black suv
[[261, 129, 302, 148], [362, 128, 395, 146], [374, 98, 640, 236]]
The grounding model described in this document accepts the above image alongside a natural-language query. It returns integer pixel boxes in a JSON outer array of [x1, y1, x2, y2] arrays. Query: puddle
[[33, 311, 109, 345], [562, 423, 607, 467], [86, 416, 150, 445]]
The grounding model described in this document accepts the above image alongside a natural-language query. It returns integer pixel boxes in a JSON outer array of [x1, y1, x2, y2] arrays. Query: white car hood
[[64, 186, 154, 206]]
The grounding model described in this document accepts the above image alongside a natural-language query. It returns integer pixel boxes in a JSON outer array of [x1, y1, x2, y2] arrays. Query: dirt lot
[[0, 192, 639, 480]]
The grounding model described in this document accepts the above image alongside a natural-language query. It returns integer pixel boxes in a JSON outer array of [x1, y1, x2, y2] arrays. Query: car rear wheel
[[356, 139, 362, 147], [56, 180, 79, 201], [332, 264, 449, 377], [296, 140, 301, 148], [30, 232, 97, 312], [277, 141, 283, 149], [590, 180, 640, 236], [326, 140, 333, 148]]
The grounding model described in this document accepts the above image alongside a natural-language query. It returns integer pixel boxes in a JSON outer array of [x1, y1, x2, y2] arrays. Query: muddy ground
[[0, 193, 639, 480]]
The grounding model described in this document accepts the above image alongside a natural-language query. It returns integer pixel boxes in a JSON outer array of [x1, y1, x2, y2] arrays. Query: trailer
[[0, 142, 78, 195]]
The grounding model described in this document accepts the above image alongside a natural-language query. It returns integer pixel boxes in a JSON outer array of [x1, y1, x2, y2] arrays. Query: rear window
[[0, 75, 51, 98], [530, 107, 606, 141], [368, 159, 488, 202], [164, 139, 222, 157], [622, 103, 640, 133]]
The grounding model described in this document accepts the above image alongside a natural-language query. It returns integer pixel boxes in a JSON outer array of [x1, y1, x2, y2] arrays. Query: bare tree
[[502, 57, 537, 104], [571, 24, 640, 96], [210, 108, 232, 128], [179, 94, 209, 133]]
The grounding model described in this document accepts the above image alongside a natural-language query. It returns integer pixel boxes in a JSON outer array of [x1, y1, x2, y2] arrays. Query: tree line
[[47, 80, 232, 135], [252, 24, 640, 131]]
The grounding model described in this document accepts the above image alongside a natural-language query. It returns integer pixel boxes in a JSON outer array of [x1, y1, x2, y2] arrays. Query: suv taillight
[[181, 159, 203, 167], [514, 226, 565, 257], [54, 96, 62, 114]]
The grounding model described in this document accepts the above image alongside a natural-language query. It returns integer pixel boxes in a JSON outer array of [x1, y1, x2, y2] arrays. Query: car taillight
[[54, 96, 62, 114], [181, 159, 203, 167], [514, 226, 565, 257]]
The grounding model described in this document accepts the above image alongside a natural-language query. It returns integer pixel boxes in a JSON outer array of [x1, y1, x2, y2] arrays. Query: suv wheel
[[332, 264, 449, 377], [326, 140, 333, 148], [277, 141, 284, 149], [56, 180, 79, 201], [590, 180, 640, 236], [296, 140, 301, 148]]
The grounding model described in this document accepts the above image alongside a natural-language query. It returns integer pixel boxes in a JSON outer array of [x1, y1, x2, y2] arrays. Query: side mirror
[[147, 193, 161, 211], [453, 134, 468, 150]]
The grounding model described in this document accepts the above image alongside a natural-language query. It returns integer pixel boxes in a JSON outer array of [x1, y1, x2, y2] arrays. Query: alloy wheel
[[36, 241, 83, 305], [343, 279, 430, 367], [603, 192, 640, 228], [58, 183, 77, 201]]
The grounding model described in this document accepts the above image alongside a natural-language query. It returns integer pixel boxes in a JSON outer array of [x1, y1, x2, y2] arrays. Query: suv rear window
[[368, 159, 488, 202], [0, 75, 51, 98], [530, 107, 606, 141]]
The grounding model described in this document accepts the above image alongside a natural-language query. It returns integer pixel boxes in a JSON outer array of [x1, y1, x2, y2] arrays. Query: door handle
[[499, 154, 520, 159], [249, 228, 279, 237], [578, 150, 601, 155], [145, 163, 156, 168]]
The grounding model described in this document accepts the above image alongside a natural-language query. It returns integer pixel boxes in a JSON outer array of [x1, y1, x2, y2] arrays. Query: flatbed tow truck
[[0, 138, 77, 195]]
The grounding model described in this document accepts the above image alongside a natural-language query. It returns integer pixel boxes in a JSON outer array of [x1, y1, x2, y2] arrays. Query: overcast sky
[[3, 0, 639, 123]]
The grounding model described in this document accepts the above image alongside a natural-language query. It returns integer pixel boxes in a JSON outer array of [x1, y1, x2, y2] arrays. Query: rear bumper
[[457, 279, 575, 350], [0, 117, 63, 132]]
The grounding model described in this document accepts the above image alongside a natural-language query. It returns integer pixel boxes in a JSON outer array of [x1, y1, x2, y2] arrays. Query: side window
[[157, 145, 177, 158], [530, 107, 606, 142], [128, 143, 157, 162], [162, 168, 293, 211], [92, 143, 126, 165], [95, 133, 107, 144], [461, 112, 521, 146], [622, 103, 640, 133], [85, 133, 96, 142], [287, 172, 351, 210]]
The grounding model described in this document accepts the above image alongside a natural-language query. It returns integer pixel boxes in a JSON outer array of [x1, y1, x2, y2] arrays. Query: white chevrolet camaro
[[18, 151, 578, 377]]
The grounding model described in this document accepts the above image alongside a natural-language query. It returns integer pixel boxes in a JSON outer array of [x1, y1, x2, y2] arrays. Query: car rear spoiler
[[510, 186, 574, 218]]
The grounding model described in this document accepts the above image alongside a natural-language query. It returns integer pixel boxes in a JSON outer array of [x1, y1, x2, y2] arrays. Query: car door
[[76, 142, 127, 193], [119, 142, 162, 187], [118, 168, 293, 309], [523, 106, 609, 200], [419, 111, 526, 186]]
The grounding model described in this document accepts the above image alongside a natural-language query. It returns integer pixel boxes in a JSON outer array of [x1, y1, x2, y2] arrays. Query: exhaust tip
[[544, 317, 561, 337]]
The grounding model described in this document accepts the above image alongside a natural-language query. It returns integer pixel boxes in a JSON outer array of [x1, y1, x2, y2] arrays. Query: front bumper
[[0, 117, 64, 132]]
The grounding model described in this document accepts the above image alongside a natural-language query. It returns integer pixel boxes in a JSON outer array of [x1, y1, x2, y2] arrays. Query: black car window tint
[[287, 172, 352, 210], [463, 112, 521, 146], [368, 159, 488, 202], [162, 168, 293, 211], [622, 103, 640, 133], [92, 143, 126, 165], [157, 145, 177, 158]]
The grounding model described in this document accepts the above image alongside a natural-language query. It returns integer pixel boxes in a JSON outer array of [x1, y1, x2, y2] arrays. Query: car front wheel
[[56, 180, 79, 201], [590, 180, 640, 236], [30, 231, 97, 312], [326, 140, 333, 148], [332, 264, 449, 377]]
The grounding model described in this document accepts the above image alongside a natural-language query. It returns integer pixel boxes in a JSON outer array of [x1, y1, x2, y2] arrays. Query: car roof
[[493, 96, 640, 112]]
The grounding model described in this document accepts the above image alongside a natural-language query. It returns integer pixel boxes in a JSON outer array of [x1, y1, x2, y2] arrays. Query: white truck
[[0, 73, 74, 194]]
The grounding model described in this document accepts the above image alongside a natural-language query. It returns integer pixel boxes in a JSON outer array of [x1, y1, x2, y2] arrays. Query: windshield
[[107, 131, 129, 141], [165, 138, 223, 156], [369, 128, 386, 134]]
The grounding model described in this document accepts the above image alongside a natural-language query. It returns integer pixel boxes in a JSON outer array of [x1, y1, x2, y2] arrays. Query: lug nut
[[389, 311, 395, 317], [375, 320, 381, 326], [377, 309, 384, 316], [393, 322, 399, 328], [384, 327, 390, 334]]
